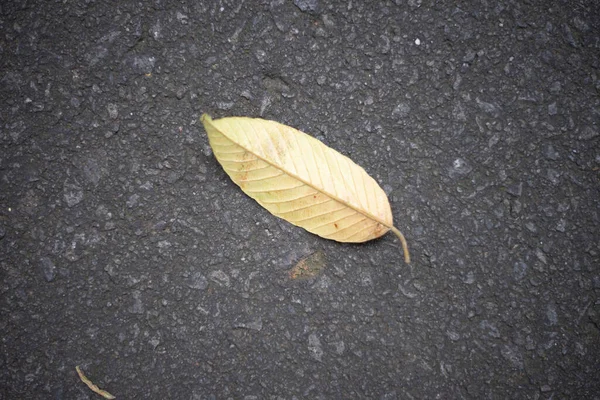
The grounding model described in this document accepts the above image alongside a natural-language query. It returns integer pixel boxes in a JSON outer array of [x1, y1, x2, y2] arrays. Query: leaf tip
[[200, 113, 212, 125]]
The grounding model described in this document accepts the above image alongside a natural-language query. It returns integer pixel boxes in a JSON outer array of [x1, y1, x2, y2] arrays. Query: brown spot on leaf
[[241, 151, 254, 161], [373, 223, 386, 236]]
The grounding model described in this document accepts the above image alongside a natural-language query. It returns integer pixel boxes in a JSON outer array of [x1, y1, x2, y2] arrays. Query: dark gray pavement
[[1, 0, 599, 398]]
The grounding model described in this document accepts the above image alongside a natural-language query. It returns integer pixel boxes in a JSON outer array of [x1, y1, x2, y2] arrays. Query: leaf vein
[[341, 223, 375, 241], [245, 183, 305, 193], [336, 218, 370, 240], [288, 206, 349, 223], [276, 199, 333, 215], [238, 172, 284, 182], [309, 210, 359, 231], [259, 191, 320, 204], [319, 141, 337, 197], [218, 156, 258, 163], [223, 164, 271, 174], [215, 149, 247, 155]]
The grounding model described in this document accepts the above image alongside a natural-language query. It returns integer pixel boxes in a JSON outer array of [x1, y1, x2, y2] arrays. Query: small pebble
[[541, 385, 552, 392], [39, 257, 56, 282], [506, 182, 523, 197]]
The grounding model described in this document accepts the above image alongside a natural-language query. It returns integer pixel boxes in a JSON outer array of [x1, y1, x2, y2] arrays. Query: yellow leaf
[[201, 114, 410, 263], [76, 366, 116, 399]]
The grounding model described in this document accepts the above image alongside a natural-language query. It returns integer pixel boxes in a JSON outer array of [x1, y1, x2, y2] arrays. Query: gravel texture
[[1, 0, 599, 398]]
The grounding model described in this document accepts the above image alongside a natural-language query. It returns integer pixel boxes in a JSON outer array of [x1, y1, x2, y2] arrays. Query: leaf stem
[[390, 226, 411, 264]]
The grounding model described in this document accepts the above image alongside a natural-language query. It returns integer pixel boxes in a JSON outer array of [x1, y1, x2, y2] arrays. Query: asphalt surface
[[1, 0, 599, 398]]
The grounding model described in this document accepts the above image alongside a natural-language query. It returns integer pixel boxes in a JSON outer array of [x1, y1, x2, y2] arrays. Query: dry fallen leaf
[[290, 250, 327, 279], [201, 114, 410, 263], [76, 366, 116, 399]]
